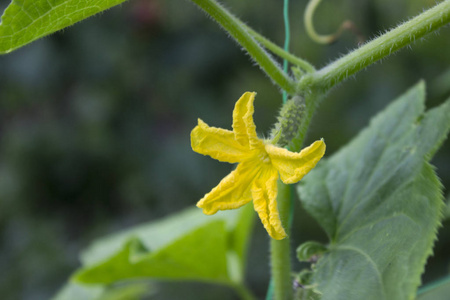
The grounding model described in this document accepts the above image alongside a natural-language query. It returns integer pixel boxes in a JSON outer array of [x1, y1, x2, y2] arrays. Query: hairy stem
[[270, 181, 293, 300], [190, 0, 297, 94], [299, 0, 450, 94], [240, 23, 315, 74]]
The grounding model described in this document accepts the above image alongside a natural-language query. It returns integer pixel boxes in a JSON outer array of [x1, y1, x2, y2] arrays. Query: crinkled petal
[[191, 119, 250, 163], [232, 92, 261, 149], [266, 139, 326, 184], [197, 162, 258, 215], [251, 167, 287, 240]]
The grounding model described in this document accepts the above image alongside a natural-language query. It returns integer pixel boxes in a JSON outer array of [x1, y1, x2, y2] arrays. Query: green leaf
[[80, 205, 253, 267], [227, 199, 255, 282], [297, 82, 450, 300], [0, 0, 128, 54], [70, 204, 254, 286], [75, 221, 230, 283]]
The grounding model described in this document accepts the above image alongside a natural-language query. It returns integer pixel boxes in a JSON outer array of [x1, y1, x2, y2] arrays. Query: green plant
[[1, 0, 449, 299]]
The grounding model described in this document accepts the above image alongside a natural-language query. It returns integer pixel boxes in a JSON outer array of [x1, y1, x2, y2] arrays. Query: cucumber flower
[[191, 92, 325, 240]]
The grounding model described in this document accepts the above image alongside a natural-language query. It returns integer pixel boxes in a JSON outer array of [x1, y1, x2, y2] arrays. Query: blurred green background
[[0, 0, 449, 299]]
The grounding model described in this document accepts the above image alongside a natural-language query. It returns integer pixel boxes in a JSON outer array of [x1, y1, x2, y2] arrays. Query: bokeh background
[[0, 0, 449, 299]]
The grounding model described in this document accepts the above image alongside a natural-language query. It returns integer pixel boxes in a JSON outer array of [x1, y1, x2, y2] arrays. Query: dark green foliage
[[297, 82, 450, 299]]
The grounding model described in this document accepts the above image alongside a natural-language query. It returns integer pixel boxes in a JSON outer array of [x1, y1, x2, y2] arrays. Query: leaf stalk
[[190, 0, 297, 94], [299, 0, 450, 94]]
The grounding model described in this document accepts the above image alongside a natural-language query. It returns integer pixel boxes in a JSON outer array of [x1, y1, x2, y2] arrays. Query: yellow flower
[[191, 92, 325, 240]]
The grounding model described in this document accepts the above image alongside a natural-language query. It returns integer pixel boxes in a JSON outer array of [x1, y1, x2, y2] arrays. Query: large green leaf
[[0, 0, 128, 54], [79, 204, 254, 268], [75, 221, 230, 283], [297, 82, 450, 300], [57, 204, 254, 298]]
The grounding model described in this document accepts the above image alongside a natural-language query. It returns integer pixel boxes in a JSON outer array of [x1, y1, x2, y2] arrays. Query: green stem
[[269, 95, 321, 300], [299, 0, 450, 94], [417, 274, 450, 296], [189, 0, 297, 94], [269, 93, 322, 298], [270, 181, 293, 300], [239, 23, 315, 74], [282, 0, 291, 104]]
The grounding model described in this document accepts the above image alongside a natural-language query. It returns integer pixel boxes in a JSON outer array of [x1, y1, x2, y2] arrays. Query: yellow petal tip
[[269, 229, 287, 240], [196, 201, 217, 215]]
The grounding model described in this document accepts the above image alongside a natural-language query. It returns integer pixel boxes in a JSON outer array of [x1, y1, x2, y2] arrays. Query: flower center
[[260, 151, 271, 164]]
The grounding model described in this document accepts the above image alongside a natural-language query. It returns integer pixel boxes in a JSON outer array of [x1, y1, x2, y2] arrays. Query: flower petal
[[232, 92, 261, 149], [266, 139, 326, 184], [251, 167, 287, 240], [196, 162, 258, 215], [191, 119, 250, 163]]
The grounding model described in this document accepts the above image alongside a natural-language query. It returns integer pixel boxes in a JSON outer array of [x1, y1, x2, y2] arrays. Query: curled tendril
[[304, 0, 364, 45]]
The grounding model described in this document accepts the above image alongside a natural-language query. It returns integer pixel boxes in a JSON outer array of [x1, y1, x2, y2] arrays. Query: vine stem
[[299, 0, 450, 94], [270, 181, 294, 300], [282, 0, 291, 104], [269, 93, 319, 300], [268, 2, 295, 300], [189, 0, 297, 94], [239, 23, 315, 74]]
